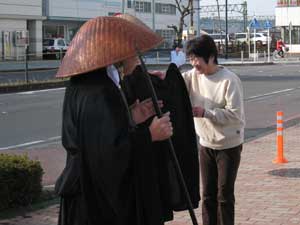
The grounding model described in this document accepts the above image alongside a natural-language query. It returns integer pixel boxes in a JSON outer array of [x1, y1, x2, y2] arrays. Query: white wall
[[47, 0, 196, 31], [48, 0, 115, 18], [0, 19, 26, 31], [0, 0, 42, 16], [286, 44, 300, 53], [275, 7, 300, 26]]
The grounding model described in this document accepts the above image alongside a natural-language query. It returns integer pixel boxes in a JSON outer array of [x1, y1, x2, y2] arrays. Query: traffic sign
[[249, 18, 260, 29], [264, 20, 272, 29]]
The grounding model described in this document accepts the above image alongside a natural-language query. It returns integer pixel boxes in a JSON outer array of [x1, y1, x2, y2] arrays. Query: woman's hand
[[192, 106, 205, 118], [131, 98, 163, 124], [149, 70, 166, 80]]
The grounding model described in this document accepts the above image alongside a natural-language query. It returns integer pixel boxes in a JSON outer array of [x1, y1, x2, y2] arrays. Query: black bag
[[55, 153, 80, 197]]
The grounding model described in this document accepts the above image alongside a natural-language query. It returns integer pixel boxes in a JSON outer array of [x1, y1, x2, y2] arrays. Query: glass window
[[135, 1, 151, 13], [286, 26, 300, 44], [44, 25, 65, 38], [240, 34, 246, 38], [127, 0, 132, 8], [155, 3, 176, 15], [156, 29, 175, 48], [58, 40, 65, 46], [43, 39, 54, 46]]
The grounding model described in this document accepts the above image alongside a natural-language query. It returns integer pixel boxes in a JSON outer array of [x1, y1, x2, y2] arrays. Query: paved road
[[0, 64, 300, 150]]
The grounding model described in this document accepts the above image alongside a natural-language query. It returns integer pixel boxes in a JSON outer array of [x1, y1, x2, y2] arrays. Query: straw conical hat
[[56, 16, 163, 77], [115, 13, 149, 28]]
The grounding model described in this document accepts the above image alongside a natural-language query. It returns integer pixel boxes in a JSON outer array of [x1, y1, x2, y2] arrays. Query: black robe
[[122, 63, 200, 211], [56, 68, 173, 225]]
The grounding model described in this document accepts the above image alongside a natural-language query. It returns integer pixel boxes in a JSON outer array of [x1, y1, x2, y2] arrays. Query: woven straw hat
[[115, 13, 149, 28], [56, 16, 163, 77]]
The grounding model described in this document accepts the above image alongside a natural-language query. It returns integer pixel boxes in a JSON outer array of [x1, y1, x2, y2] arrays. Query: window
[[43, 25, 65, 38], [135, 1, 151, 13], [57, 40, 65, 46], [43, 39, 54, 46], [155, 3, 176, 15], [127, 0, 133, 8], [128, 1, 151, 13], [236, 34, 246, 39], [156, 29, 175, 48], [283, 26, 300, 44]]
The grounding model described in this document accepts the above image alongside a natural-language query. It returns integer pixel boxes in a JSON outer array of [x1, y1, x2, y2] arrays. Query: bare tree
[[168, 0, 193, 47]]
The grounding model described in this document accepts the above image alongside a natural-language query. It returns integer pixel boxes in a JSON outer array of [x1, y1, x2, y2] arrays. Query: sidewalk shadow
[[268, 168, 300, 178]]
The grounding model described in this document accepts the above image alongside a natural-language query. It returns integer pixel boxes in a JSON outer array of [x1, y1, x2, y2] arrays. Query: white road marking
[[47, 136, 61, 141], [0, 136, 61, 151], [0, 140, 45, 151], [246, 88, 295, 101], [0, 87, 65, 97], [17, 88, 65, 95]]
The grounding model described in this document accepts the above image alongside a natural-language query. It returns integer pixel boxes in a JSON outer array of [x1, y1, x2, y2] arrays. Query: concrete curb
[[0, 80, 68, 94], [0, 62, 276, 73], [0, 67, 58, 73]]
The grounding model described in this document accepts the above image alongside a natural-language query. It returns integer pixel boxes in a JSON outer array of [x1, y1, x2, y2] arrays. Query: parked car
[[234, 32, 271, 46], [250, 33, 271, 45], [43, 38, 68, 59], [208, 33, 234, 46], [235, 32, 248, 43]]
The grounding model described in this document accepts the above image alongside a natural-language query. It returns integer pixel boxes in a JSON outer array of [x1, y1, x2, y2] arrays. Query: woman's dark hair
[[186, 35, 218, 64]]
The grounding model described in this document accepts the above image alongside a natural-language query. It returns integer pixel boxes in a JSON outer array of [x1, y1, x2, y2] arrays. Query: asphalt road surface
[[0, 63, 300, 150]]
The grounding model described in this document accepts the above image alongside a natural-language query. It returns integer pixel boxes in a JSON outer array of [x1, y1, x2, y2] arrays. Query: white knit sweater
[[183, 66, 245, 150]]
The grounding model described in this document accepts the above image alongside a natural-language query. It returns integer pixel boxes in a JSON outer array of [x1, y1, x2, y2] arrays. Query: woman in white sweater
[[184, 35, 245, 225]]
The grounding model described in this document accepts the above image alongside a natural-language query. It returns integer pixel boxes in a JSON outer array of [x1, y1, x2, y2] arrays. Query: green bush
[[0, 154, 43, 211]]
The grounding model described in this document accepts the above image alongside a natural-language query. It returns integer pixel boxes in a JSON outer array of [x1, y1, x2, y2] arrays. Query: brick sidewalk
[[1, 124, 300, 225]]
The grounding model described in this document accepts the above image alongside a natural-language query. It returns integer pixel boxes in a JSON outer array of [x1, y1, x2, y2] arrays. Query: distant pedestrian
[[276, 38, 286, 57], [170, 45, 186, 70], [184, 35, 245, 225]]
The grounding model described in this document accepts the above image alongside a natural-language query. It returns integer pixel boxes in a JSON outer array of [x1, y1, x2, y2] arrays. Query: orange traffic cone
[[273, 111, 288, 164]]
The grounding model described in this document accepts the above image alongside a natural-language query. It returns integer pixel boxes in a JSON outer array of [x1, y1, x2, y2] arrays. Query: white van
[[208, 33, 233, 46], [235, 33, 248, 43], [235, 32, 271, 45]]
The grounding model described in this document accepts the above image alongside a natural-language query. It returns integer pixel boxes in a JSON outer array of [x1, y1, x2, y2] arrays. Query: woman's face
[[189, 55, 215, 75], [123, 56, 140, 76]]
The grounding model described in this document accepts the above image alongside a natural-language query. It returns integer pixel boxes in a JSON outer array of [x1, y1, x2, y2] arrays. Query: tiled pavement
[[1, 124, 300, 225]]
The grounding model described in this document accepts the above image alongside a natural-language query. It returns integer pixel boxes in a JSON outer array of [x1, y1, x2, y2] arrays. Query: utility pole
[[152, 0, 155, 30], [243, 1, 248, 32], [122, 0, 125, 13], [197, 0, 200, 36], [189, 0, 195, 37], [225, 0, 228, 59]]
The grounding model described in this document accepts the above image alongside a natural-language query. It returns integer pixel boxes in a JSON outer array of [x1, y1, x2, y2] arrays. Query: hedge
[[0, 154, 44, 211]]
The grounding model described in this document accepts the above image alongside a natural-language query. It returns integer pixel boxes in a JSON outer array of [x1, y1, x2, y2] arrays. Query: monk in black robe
[[55, 16, 173, 225]]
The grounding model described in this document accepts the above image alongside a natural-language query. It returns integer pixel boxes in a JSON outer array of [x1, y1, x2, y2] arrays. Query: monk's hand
[[149, 70, 166, 80], [192, 106, 205, 118], [149, 112, 173, 141], [131, 98, 163, 124]]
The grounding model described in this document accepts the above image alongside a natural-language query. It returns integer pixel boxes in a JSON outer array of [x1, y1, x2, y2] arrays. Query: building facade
[[43, 0, 198, 48], [0, 0, 44, 60], [0, 0, 198, 60], [276, 0, 300, 52]]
